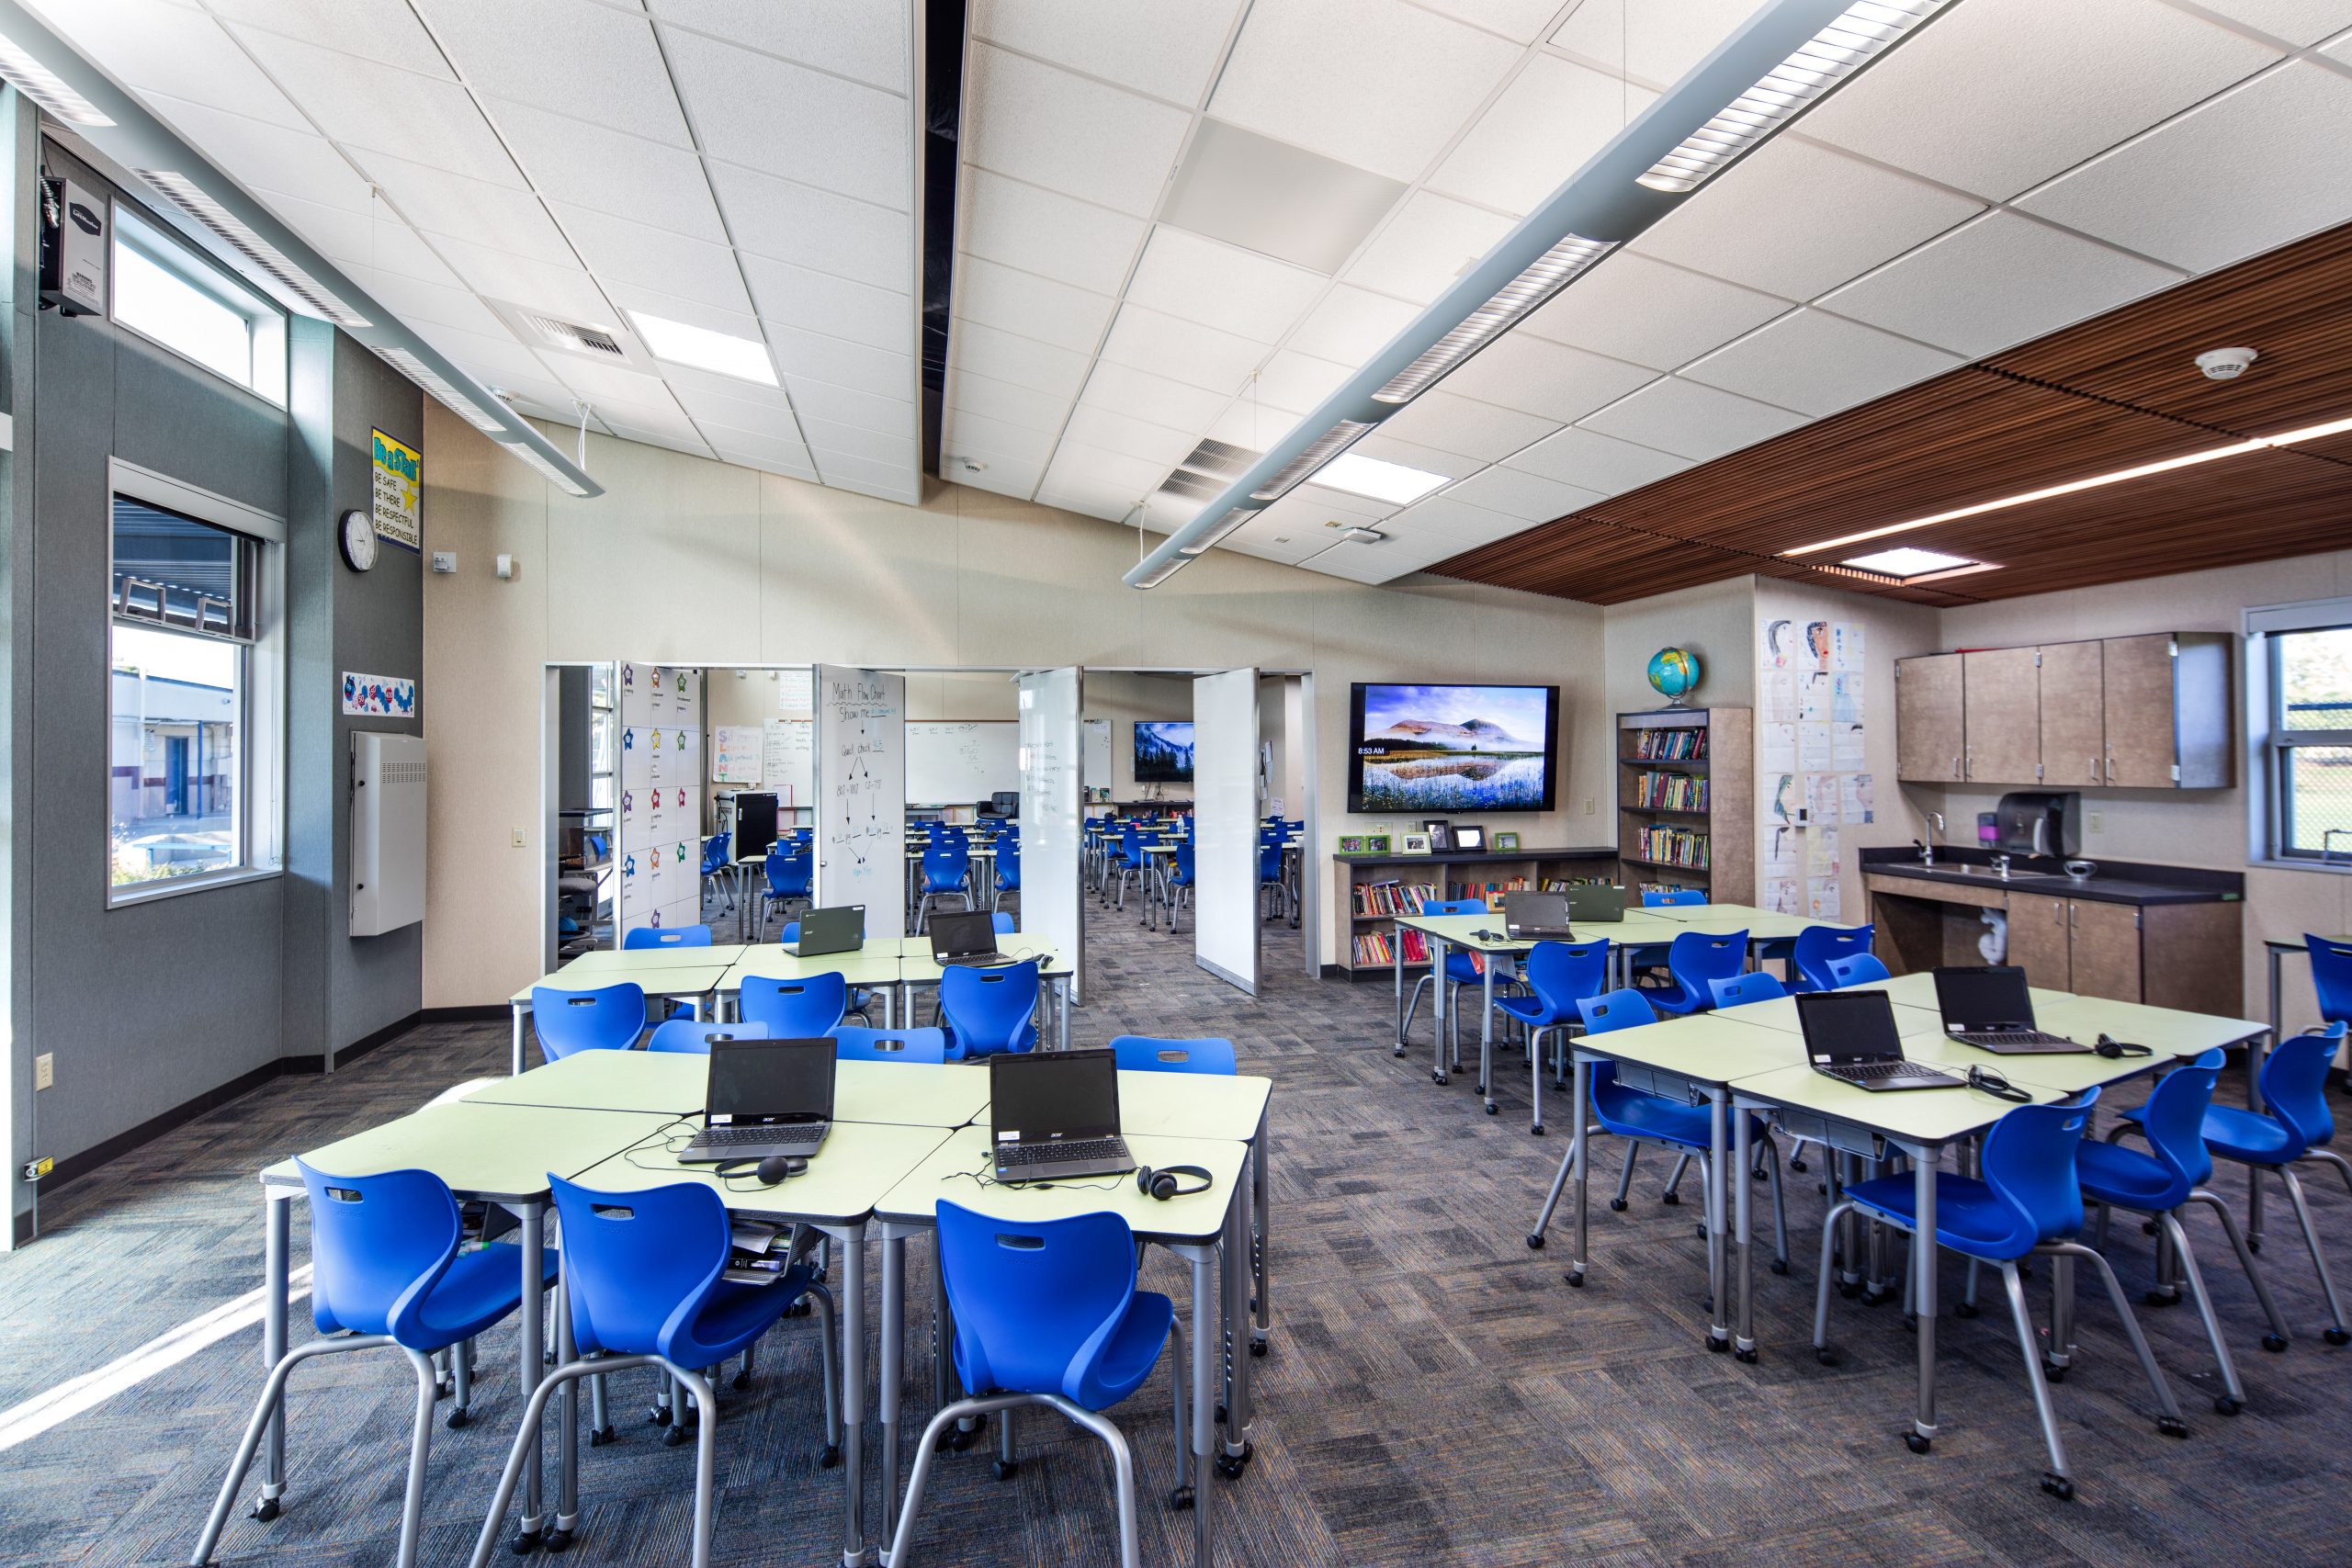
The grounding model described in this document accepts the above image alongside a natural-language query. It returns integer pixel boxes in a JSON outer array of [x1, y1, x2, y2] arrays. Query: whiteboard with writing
[[905, 721, 1019, 803], [762, 719, 814, 806], [814, 665, 904, 912], [711, 726, 762, 784], [1084, 717, 1112, 790]]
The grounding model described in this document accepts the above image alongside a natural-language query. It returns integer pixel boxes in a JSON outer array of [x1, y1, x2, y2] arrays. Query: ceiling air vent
[[487, 299, 650, 368], [132, 170, 370, 326], [523, 310, 626, 357], [1157, 437, 1261, 503]]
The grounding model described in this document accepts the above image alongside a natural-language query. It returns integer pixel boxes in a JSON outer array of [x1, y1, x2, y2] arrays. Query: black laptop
[[784, 904, 865, 957], [1795, 990, 1962, 1092], [1932, 965, 2087, 1054], [679, 1037, 836, 1162], [989, 1049, 1134, 1180], [1566, 885, 1627, 922], [1502, 891, 1575, 941], [931, 909, 1018, 968]]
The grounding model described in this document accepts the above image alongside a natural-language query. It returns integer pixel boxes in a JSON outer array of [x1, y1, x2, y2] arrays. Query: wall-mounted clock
[[338, 508, 379, 572]]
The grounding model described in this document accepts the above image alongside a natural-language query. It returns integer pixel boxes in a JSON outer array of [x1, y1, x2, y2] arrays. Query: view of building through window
[[2272, 625, 2352, 858], [109, 623, 241, 885]]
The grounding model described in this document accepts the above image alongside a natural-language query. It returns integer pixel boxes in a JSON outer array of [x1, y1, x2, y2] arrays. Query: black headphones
[[1136, 1164, 1213, 1201], [2093, 1033, 2153, 1059], [1966, 1065, 2033, 1103]]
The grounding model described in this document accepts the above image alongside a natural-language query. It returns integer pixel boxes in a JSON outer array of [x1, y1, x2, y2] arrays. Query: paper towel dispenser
[[1995, 791, 2080, 861]]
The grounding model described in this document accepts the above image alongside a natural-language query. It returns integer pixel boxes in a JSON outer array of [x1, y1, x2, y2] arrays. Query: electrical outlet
[[33, 1054, 52, 1091], [512, 828, 527, 848], [2086, 811, 2104, 833], [1582, 797, 1596, 815]]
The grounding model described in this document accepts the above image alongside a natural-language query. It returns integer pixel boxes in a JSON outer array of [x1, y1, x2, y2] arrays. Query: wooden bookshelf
[[1329, 846, 1618, 978], [1617, 706, 1752, 905]]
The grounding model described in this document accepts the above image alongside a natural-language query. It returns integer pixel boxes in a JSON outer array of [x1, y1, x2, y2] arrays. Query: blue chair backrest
[[1710, 971, 1787, 1008], [1668, 930, 1747, 991], [2128, 1047, 2225, 1198], [2258, 1024, 2345, 1156], [584, 832, 608, 860], [625, 923, 712, 950], [1521, 940, 1611, 1022], [548, 1174, 730, 1363], [833, 1026, 948, 1064], [1826, 953, 1893, 987], [740, 973, 849, 1036], [777, 921, 800, 945], [923, 840, 968, 888], [648, 1019, 771, 1055], [935, 1201, 1141, 1406], [2305, 935, 2352, 1024], [941, 960, 1041, 1058], [1793, 924, 1875, 990], [531, 983, 648, 1059], [1110, 1034, 1236, 1075], [990, 912, 1015, 934], [298, 1160, 461, 1341], [1577, 988, 1657, 1034], [1259, 842, 1282, 881], [765, 849, 813, 897], [700, 836, 729, 876], [1423, 897, 1486, 917], [1642, 888, 1706, 908], [1172, 842, 1195, 884], [1120, 824, 1144, 863], [1976, 1090, 2099, 1256], [997, 841, 1021, 887]]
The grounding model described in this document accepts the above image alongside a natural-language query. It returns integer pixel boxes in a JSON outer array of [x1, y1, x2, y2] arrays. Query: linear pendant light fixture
[[1123, 0, 1954, 589]]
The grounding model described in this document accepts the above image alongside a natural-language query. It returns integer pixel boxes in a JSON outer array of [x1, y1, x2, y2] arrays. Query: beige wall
[[422, 407, 1610, 1004], [1603, 578, 1757, 720]]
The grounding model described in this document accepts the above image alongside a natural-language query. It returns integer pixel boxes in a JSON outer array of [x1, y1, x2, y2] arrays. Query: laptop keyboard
[[1827, 1060, 1931, 1082], [1954, 1030, 2073, 1047], [998, 1137, 1125, 1168], [698, 1124, 820, 1147]]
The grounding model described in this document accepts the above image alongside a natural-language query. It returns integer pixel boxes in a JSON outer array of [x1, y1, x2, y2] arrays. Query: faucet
[[1991, 852, 2011, 882], [1917, 810, 1944, 865]]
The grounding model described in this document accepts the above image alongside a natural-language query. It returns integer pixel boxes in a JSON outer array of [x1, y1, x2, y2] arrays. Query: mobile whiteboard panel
[[1021, 669, 1085, 1005], [1193, 669, 1261, 996], [814, 665, 904, 913], [905, 720, 1019, 804], [1083, 717, 1112, 790], [762, 719, 813, 807]]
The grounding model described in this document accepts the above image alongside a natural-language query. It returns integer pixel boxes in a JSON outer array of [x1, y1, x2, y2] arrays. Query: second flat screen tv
[[1133, 721, 1194, 784], [1349, 683, 1560, 814]]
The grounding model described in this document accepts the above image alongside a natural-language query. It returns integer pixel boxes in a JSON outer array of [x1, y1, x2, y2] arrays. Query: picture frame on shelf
[[1492, 830, 1520, 852], [1453, 825, 1487, 852], [1338, 834, 1367, 854], [1423, 819, 1453, 851], [1363, 833, 1394, 854], [1399, 831, 1433, 856]]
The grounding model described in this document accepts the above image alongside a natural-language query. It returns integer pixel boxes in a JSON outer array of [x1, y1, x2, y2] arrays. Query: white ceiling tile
[[31, 0, 307, 127], [783, 376, 917, 437], [1309, 538, 1443, 583], [2330, 29, 2352, 62], [346, 264, 510, 339], [1251, 349, 1353, 412], [1125, 228, 1325, 343], [1098, 305, 1267, 393], [956, 168, 1147, 295], [954, 320, 1093, 400], [955, 256, 1116, 355], [605, 423, 716, 458], [800, 416, 917, 468], [1035, 479, 1138, 523], [968, 0, 1242, 105], [1680, 309, 1962, 419], [480, 375, 581, 421], [705, 423, 819, 475], [592, 396, 699, 443], [548, 355, 681, 408], [1061, 404, 1197, 468], [548, 203, 752, 312], [1798, 0, 2282, 201], [1254, 484, 1394, 535], [1201, 396, 1310, 449], [709, 163, 911, 289], [138, 94, 376, 211], [1216, 513, 1328, 563], [1080, 360, 1231, 433], [607, 281, 762, 342], [2188, 0, 2352, 44], [320, 215, 466, 289], [1437, 333, 1657, 424], [354, 148, 573, 261], [963, 46, 1192, 219], [1286, 286, 1419, 364], [739, 254, 910, 353], [663, 30, 909, 207], [1390, 493, 1530, 547], [943, 367, 1075, 433], [206, 0, 456, 77], [414, 321, 563, 386], [809, 449, 919, 492], [649, 0, 907, 92], [1577, 376, 1808, 463], [246, 186, 370, 261], [1818, 211, 2181, 358], [659, 359, 791, 408], [1549, 0, 1769, 88], [1340, 191, 1519, 306], [1429, 55, 1657, 217], [1345, 432, 1482, 482], [955, 457, 1051, 500], [1503, 425, 1691, 496], [1210, 0, 1519, 183], [1413, 0, 1585, 46], [432, 238, 614, 321], [2014, 62, 2352, 275], [1520, 254, 1792, 370], [1631, 137, 1985, 303], [675, 384, 798, 435], [231, 29, 526, 185], [943, 409, 1061, 468], [765, 325, 914, 401], [414, 0, 692, 144], [1440, 465, 1606, 521], [1045, 442, 1170, 498], [1375, 392, 1558, 462], [488, 100, 729, 243]]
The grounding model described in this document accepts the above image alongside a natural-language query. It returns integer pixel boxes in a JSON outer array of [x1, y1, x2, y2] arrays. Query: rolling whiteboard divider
[[1083, 717, 1112, 792], [814, 664, 905, 918], [1019, 668, 1085, 1004], [1193, 669, 1261, 996]]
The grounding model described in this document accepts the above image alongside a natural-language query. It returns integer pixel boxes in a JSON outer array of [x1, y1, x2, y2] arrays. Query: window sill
[[107, 864, 283, 909], [2250, 854, 2352, 876]]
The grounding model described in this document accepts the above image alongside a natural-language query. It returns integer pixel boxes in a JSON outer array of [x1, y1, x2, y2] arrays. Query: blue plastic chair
[[471, 1176, 838, 1568], [699, 836, 734, 914], [1496, 940, 1610, 1135], [1258, 840, 1289, 920], [939, 960, 1040, 1059], [1107, 824, 1148, 908], [1791, 924, 1875, 992], [626, 924, 713, 951], [1643, 930, 1747, 1016], [833, 1026, 949, 1064], [758, 849, 814, 940], [193, 1162, 556, 1568], [886, 1202, 1187, 1565], [1819, 1089, 2184, 1495], [775, 926, 876, 1022], [1110, 1035, 1237, 1075], [991, 839, 1021, 914], [740, 974, 850, 1037], [1641, 888, 1706, 908], [1709, 972, 1787, 1009], [2080, 1049, 2286, 1408], [1825, 952, 1893, 987], [649, 1020, 772, 1055], [916, 839, 974, 931], [1401, 898, 1516, 1068], [992, 912, 1016, 935], [2305, 934, 2352, 1029], [1163, 842, 1197, 933], [531, 983, 648, 1061]]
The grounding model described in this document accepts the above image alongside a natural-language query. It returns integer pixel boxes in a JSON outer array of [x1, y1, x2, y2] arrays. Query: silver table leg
[[879, 1228, 905, 1534], [1430, 938, 1450, 1084], [511, 1002, 528, 1075], [1251, 1107, 1272, 1355], [1568, 1052, 1591, 1288], [1913, 1142, 1940, 1449], [1478, 960, 1498, 1116], [829, 1222, 869, 1567], [514, 1202, 547, 1549], [1707, 1089, 1729, 1351], [1221, 1180, 1253, 1467], [259, 1189, 291, 1507], [1171, 1241, 1219, 1568], [1393, 919, 1408, 1056], [553, 1273, 580, 1546], [1734, 1098, 1756, 1359]]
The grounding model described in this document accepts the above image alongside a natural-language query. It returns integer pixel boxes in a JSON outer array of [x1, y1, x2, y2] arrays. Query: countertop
[[1861, 856, 2239, 908]]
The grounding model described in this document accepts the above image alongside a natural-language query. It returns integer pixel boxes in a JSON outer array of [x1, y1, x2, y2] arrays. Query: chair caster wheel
[[1705, 1335, 1728, 1353], [1250, 1337, 1268, 1358], [2041, 1473, 2075, 1501], [1609, 1199, 1627, 1213], [648, 1407, 672, 1427], [2326, 1327, 2351, 1346], [1565, 1269, 1585, 1288], [2156, 1416, 2189, 1438], [732, 1371, 752, 1390], [1905, 1432, 1930, 1455], [1860, 1286, 1893, 1308], [1815, 1348, 1838, 1367], [1485, 1103, 1498, 1116], [2213, 1395, 2242, 1416], [588, 1426, 615, 1448], [662, 1423, 691, 1447], [1789, 1157, 1808, 1174], [250, 1497, 281, 1523], [511, 1527, 543, 1554], [1393, 1045, 1407, 1058], [1838, 1281, 1861, 1300], [1770, 1259, 1791, 1276], [1954, 1302, 1979, 1319], [1661, 1191, 1680, 1207], [543, 1528, 574, 1554], [1432, 1073, 1448, 1086], [1170, 1485, 1195, 1511], [1216, 1442, 1253, 1478], [2247, 1238, 2261, 1254], [819, 1444, 842, 1469], [2142, 1220, 2159, 1235], [2144, 1290, 2180, 1308], [1531, 1124, 1545, 1136], [2042, 1362, 2067, 1383], [1526, 1233, 1545, 1249], [436, 1377, 454, 1399], [2262, 1333, 2288, 1352], [784, 1298, 813, 1318], [994, 1459, 1020, 1481], [1734, 1347, 1758, 1364], [447, 1405, 470, 1430]]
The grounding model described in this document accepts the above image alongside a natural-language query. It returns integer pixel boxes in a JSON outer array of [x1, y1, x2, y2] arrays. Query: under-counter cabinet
[[2004, 892, 2141, 1002]]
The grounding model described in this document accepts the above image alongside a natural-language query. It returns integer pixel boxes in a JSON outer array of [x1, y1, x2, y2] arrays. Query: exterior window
[[2267, 624, 2352, 862], [110, 203, 287, 405]]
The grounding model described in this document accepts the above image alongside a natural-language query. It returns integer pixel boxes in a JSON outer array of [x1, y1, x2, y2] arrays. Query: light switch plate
[[431, 551, 458, 573], [33, 1053, 52, 1091], [512, 828, 527, 848], [2086, 811, 2104, 833]]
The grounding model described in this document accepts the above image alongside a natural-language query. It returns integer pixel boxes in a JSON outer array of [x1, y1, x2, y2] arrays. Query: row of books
[[1631, 771, 1708, 811], [1447, 876, 1529, 910], [1634, 824, 1711, 869], [1541, 875, 1615, 893], [1630, 728, 1708, 761], [1351, 880, 1441, 918], [1352, 928, 1432, 967]]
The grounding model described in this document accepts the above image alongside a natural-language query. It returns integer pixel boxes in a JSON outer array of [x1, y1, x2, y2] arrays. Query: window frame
[[106, 459, 286, 907], [2247, 596, 2352, 870], [107, 199, 288, 408]]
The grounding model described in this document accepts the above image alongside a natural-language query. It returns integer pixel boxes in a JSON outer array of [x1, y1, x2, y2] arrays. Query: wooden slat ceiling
[[1432, 220, 2352, 606]]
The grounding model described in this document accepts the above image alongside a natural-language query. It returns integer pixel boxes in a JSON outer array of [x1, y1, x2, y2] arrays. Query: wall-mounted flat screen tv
[[1348, 683, 1560, 814], [1133, 720, 1195, 784]]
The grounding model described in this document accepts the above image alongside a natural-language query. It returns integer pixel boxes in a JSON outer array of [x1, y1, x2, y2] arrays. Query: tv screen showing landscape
[[1348, 683, 1559, 813], [1134, 720, 1195, 784]]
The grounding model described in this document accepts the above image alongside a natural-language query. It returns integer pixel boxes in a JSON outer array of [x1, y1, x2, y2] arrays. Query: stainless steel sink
[[1914, 864, 2063, 882]]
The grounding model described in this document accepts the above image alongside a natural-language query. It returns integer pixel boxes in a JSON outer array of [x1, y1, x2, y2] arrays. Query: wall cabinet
[[1894, 632, 2231, 789]]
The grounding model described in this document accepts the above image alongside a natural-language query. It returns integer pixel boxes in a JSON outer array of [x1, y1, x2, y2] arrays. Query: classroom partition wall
[[1193, 669, 1263, 996], [1019, 667, 1086, 1003]]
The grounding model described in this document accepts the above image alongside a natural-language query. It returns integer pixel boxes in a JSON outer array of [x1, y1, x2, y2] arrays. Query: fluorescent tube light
[[627, 310, 778, 387], [1316, 452, 1450, 506], [1250, 420, 1376, 502], [505, 439, 595, 498], [1841, 546, 1975, 576], [1132, 553, 1188, 588], [0, 33, 114, 125], [1372, 235, 1614, 404], [1637, 2, 1951, 194], [135, 171, 371, 327], [373, 346, 508, 434], [1177, 507, 1256, 557]]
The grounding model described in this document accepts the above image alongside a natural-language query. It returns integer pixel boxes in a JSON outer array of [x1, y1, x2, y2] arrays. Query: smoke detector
[[2194, 346, 2257, 381], [1327, 524, 1388, 545], [947, 456, 987, 475]]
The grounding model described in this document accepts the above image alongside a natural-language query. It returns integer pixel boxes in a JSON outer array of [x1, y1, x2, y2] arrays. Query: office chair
[[1640, 888, 1707, 908], [1791, 924, 1875, 992], [756, 849, 814, 942], [914, 839, 974, 931], [1110, 1035, 1236, 1075], [991, 838, 1020, 916], [1495, 940, 1610, 1135], [775, 925, 874, 1024], [698, 836, 734, 915], [1642, 930, 1747, 1016], [939, 960, 1040, 1060], [2305, 933, 2352, 1031], [530, 983, 648, 1062], [1163, 842, 1197, 933]]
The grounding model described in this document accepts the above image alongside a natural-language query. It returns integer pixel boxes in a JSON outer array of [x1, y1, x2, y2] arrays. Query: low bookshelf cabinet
[[1329, 846, 1619, 979]]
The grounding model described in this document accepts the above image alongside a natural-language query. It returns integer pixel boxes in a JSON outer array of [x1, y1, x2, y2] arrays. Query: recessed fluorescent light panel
[[1374, 234, 1613, 404], [0, 33, 115, 125], [1637, 1, 1951, 194], [626, 310, 777, 387], [1836, 546, 1994, 585], [1315, 452, 1448, 506]]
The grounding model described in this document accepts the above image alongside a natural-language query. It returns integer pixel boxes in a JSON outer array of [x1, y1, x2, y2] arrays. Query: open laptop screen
[[1932, 965, 2036, 1031], [706, 1038, 835, 1127], [990, 1049, 1120, 1143], [930, 910, 999, 960], [1504, 891, 1568, 932], [1793, 990, 1906, 1066]]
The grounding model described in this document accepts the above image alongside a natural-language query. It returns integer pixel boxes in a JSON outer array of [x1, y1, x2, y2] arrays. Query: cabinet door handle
[[2089, 755, 2098, 782], [1951, 753, 1960, 779], [2069, 903, 2077, 929]]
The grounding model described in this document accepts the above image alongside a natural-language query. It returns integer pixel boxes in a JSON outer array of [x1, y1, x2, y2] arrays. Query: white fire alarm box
[[351, 732, 427, 935]]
